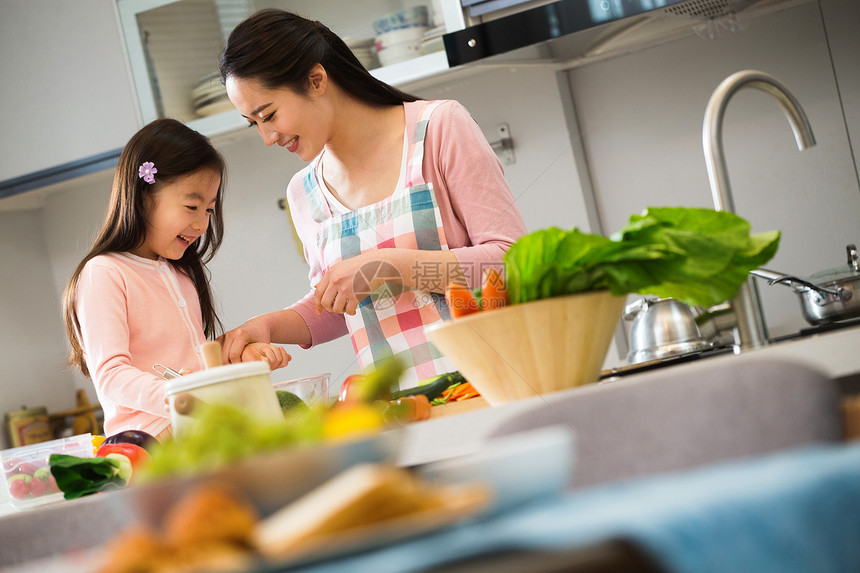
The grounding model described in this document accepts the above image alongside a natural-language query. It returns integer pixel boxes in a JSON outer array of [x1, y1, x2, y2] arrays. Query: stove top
[[599, 346, 734, 380], [771, 316, 860, 342], [599, 317, 860, 381]]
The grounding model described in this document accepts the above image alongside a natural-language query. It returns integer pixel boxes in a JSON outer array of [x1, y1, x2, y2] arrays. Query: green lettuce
[[49, 454, 125, 499], [504, 207, 779, 308]]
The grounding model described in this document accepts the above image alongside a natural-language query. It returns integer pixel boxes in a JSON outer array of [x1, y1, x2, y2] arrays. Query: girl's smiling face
[[134, 168, 221, 261], [225, 70, 331, 162]]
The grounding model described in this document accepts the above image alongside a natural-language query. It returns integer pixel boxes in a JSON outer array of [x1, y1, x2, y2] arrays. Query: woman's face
[[225, 75, 329, 162], [134, 169, 220, 261]]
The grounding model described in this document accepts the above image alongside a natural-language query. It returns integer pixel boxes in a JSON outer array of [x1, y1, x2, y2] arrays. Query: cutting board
[[429, 397, 489, 419]]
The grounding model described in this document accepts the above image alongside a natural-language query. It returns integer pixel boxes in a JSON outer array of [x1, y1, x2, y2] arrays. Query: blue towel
[[267, 443, 860, 573]]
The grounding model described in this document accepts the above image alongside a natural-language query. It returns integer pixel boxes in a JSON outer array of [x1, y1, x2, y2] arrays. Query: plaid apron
[[303, 101, 456, 387]]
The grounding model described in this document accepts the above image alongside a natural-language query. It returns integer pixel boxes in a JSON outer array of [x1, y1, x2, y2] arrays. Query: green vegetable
[[504, 207, 780, 308], [276, 390, 309, 414], [391, 371, 467, 401], [353, 356, 406, 402], [49, 454, 125, 499], [138, 402, 323, 482]]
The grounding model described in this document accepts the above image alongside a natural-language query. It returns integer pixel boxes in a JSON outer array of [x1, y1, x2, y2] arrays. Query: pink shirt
[[76, 253, 207, 437], [287, 99, 528, 347]]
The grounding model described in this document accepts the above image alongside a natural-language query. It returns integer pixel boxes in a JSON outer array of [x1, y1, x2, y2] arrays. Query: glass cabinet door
[[117, 0, 466, 137]]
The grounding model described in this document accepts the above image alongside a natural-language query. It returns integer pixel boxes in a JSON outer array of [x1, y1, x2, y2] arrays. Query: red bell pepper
[[96, 442, 151, 485]]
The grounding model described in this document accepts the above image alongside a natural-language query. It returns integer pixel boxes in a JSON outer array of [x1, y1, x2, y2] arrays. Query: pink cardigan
[[287, 99, 528, 347], [76, 253, 208, 437]]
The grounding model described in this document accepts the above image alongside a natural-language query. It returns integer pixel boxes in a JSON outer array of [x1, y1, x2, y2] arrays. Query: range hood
[[442, 0, 808, 67]]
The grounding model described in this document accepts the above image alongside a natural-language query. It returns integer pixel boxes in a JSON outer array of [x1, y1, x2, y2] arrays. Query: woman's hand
[[220, 318, 272, 364], [314, 253, 377, 316], [314, 249, 461, 315], [314, 254, 369, 315], [241, 343, 292, 370]]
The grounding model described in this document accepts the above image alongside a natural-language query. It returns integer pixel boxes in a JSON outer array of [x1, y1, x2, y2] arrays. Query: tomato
[[96, 443, 151, 485], [338, 374, 368, 403]]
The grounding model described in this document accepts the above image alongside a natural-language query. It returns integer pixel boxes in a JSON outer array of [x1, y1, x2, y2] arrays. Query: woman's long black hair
[[63, 118, 226, 377], [219, 8, 418, 104]]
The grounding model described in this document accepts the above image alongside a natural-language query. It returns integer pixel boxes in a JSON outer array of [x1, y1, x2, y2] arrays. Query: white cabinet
[[116, 0, 466, 138], [0, 0, 139, 186]]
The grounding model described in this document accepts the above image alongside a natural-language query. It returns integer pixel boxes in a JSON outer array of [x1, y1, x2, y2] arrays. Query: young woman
[[64, 118, 290, 440], [218, 9, 527, 388]]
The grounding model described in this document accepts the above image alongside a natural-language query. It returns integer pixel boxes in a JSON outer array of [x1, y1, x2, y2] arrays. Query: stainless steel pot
[[623, 297, 711, 364], [750, 244, 860, 326]]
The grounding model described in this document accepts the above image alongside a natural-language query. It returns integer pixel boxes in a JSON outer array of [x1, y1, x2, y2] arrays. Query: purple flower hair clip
[[138, 162, 157, 184]]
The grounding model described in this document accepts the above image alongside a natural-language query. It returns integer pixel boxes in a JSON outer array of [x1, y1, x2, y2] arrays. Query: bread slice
[[253, 463, 435, 558]]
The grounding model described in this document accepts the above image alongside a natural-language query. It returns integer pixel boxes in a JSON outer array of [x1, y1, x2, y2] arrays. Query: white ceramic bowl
[[377, 43, 423, 67], [373, 5, 430, 35], [425, 291, 626, 406], [375, 26, 427, 49]]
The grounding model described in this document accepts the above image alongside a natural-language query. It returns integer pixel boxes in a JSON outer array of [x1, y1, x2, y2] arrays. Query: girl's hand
[[163, 369, 193, 413], [241, 342, 292, 371]]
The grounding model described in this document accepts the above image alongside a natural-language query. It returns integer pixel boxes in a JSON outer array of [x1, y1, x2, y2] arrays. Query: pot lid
[[803, 244, 859, 285]]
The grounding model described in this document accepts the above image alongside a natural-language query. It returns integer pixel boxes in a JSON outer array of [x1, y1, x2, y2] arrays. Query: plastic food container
[[167, 362, 284, 436], [272, 373, 331, 410], [1, 433, 93, 510]]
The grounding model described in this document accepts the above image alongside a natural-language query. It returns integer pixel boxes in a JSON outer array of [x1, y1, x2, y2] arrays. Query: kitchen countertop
[[695, 323, 860, 381], [398, 323, 860, 468]]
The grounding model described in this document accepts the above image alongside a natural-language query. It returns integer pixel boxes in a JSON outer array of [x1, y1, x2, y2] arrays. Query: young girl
[[63, 118, 290, 440]]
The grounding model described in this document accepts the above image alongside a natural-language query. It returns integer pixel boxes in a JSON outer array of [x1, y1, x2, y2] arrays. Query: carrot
[[432, 383, 462, 405], [448, 382, 479, 401], [445, 283, 480, 318], [481, 269, 509, 310]]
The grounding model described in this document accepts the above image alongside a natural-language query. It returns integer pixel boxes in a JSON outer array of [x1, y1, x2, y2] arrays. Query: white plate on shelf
[[194, 98, 235, 118]]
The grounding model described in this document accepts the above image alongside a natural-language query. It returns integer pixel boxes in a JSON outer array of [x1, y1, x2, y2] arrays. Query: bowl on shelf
[[191, 72, 232, 118], [376, 26, 427, 66], [425, 291, 626, 406], [420, 25, 446, 55], [344, 36, 379, 70], [372, 5, 430, 35]]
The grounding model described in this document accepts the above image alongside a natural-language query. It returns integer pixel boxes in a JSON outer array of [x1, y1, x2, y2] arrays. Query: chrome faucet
[[703, 70, 816, 351]]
